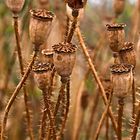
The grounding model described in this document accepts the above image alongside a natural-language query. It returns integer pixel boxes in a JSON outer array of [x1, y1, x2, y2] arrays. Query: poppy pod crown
[[110, 63, 133, 98], [106, 23, 126, 52], [119, 42, 136, 68], [33, 61, 54, 90], [29, 9, 55, 48], [52, 42, 77, 83]]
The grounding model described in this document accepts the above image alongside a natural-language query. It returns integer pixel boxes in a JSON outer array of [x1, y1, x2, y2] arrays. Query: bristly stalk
[[0, 50, 38, 140], [13, 15, 34, 140], [64, 16, 70, 43], [57, 80, 70, 140], [131, 102, 140, 140], [117, 98, 124, 140], [76, 27, 118, 137], [132, 78, 136, 120], [93, 92, 112, 140]]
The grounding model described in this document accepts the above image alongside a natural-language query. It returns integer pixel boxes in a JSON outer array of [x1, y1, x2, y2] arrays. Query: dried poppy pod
[[42, 49, 54, 64], [106, 23, 126, 52], [113, 0, 125, 17], [66, 0, 87, 21], [33, 61, 54, 90], [29, 9, 54, 50], [6, 0, 25, 14], [110, 63, 133, 98], [119, 42, 136, 68], [52, 42, 77, 83]]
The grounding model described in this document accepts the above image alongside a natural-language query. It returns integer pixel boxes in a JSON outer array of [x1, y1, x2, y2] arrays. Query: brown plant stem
[[131, 102, 140, 140], [117, 98, 124, 140], [67, 17, 77, 43], [132, 78, 136, 120], [42, 89, 56, 140], [0, 50, 38, 140], [85, 90, 100, 140], [76, 27, 118, 136], [93, 92, 112, 140], [13, 15, 34, 140], [64, 16, 70, 43], [106, 114, 109, 140], [57, 80, 70, 140]]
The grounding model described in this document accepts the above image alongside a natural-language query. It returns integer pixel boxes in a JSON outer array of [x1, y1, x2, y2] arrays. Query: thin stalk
[[85, 91, 100, 140], [67, 17, 77, 43], [13, 15, 34, 140], [93, 92, 112, 140], [131, 102, 140, 140], [117, 98, 124, 140], [43, 89, 56, 140], [64, 16, 70, 43], [57, 80, 70, 140], [0, 50, 38, 140], [76, 27, 118, 136], [106, 114, 109, 140], [132, 78, 136, 120]]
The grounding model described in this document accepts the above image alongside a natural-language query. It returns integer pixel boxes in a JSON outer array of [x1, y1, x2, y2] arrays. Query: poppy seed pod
[[113, 0, 125, 17], [110, 63, 133, 98], [52, 42, 77, 83], [33, 61, 54, 90], [29, 9, 54, 49], [106, 23, 126, 52], [6, 0, 25, 14], [42, 49, 54, 64], [119, 42, 136, 68], [66, 0, 87, 21]]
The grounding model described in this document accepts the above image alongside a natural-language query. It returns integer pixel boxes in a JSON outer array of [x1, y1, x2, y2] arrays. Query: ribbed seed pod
[[106, 23, 126, 52], [66, 0, 87, 21], [52, 42, 77, 83], [110, 63, 133, 98], [119, 42, 136, 68], [113, 0, 125, 17], [42, 49, 54, 64], [33, 61, 54, 90], [6, 0, 25, 13], [29, 9, 54, 49]]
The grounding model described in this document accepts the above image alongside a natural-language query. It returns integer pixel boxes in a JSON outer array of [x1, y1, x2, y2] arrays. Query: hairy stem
[[132, 78, 136, 120], [13, 15, 34, 140], [76, 27, 118, 136], [117, 98, 124, 140], [64, 16, 70, 43], [0, 51, 37, 140]]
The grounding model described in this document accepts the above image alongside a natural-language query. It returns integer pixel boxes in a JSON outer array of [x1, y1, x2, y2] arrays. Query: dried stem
[[67, 17, 77, 43], [76, 27, 118, 136], [85, 91, 100, 140], [57, 80, 70, 140], [106, 114, 109, 140], [93, 92, 112, 140], [42, 89, 56, 140], [0, 50, 38, 140], [64, 16, 70, 43], [13, 15, 34, 140], [131, 102, 140, 140], [117, 98, 124, 140], [132, 78, 136, 120]]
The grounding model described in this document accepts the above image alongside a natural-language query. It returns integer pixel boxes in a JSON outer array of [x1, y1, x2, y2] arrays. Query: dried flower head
[[6, 0, 25, 13], [29, 9, 54, 49], [119, 42, 136, 68], [66, 0, 87, 21], [52, 42, 77, 82], [106, 23, 126, 52], [113, 0, 125, 17], [110, 63, 133, 98], [33, 61, 54, 90]]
